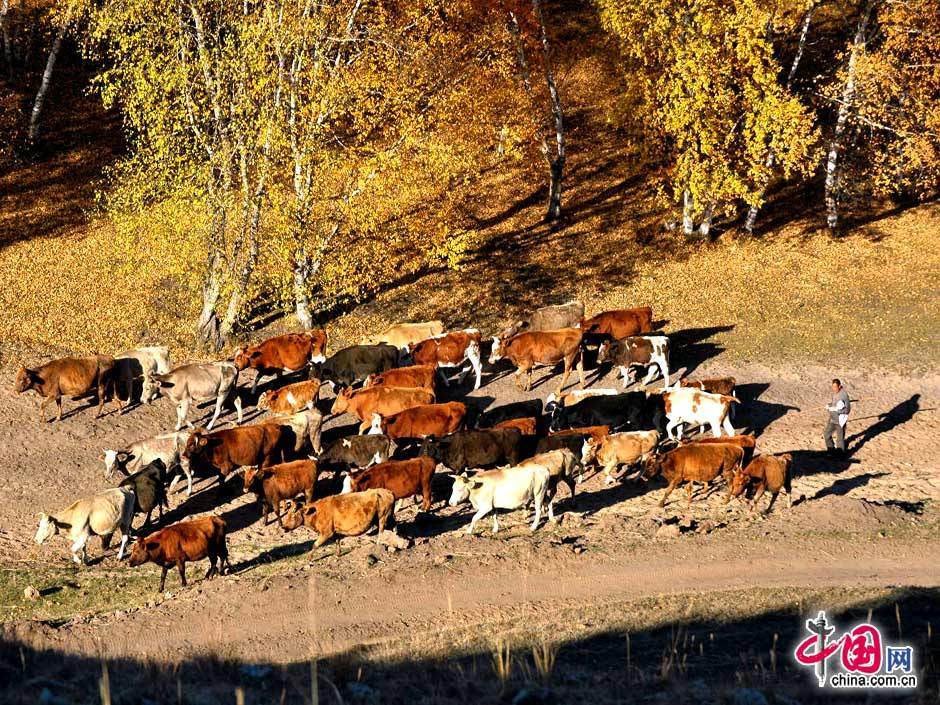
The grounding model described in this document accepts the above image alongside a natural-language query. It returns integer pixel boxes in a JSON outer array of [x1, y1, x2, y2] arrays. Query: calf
[[580, 306, 654, 341], [448, 464, 552, 534], [257, 379, 321, 414], [363, 321, 445, 349], [14, 355, 116, 422], [331, 385, 435, 432], [598, 336, 670, 387], [661, 387, 737, 440], [492, 416, 538, 435], [243, 459, 318, 526], [115, 346, 172, 404], [320, 435, 396, 471], [730, 453, 793, 513], [234, 330, 328, 394], [642, 443, 744, 508], [282, 489, 395, 548], [407, 329, 483, 390], [370, 402, 467, 439], [342, 456, 436, 511], [118, 460, 169, 529], [128, 516, 229, 592], [581, 430, 658, 484], [421, 428, 523, 472], [148, 362, 242, 431], [364, 364, 436, 391], [182, 424, 288, 482], [500, 300, 584, 339], [320, 344, 399, 388], [685, 434, 756, 467], [489, 328, 584, 393], [103, 430, 191, 493], [475, 399, 543, 430]]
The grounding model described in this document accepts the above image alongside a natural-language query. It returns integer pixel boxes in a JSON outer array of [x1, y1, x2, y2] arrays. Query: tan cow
[[257, 379, 321, 414], [363, 321, 445, 349], [14, 355, 117, 422], [330, 385, 435, 432], [489, 328, 584, 393], [581, 430, 659, 484], [282, 489, 395, 548]]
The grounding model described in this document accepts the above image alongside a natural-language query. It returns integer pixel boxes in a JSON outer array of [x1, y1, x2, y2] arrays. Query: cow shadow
[[162, 474, 246, 526], [809, 472, 890, 501], [232, 538, 317, 575], [846, 394, 924, 455], [668, 325, 735, 377], [783, 449, 860, 478], [733, 383, 801, 435]]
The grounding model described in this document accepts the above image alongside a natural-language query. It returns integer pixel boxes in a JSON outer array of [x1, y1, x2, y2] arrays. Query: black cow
[[118, 459, 168, 529], [474, 399, 543, 430], [318, 344, 399, 388], [548, 392, 666, 435], [421, 428, 525, 472], [319, 435, 396, 471]]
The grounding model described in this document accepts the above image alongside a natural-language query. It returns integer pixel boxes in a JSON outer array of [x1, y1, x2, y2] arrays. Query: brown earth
[[1, 348, 938, 665]]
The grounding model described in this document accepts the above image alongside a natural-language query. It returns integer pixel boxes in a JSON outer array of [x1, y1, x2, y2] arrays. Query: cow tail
[[722, 395, 740, 404]]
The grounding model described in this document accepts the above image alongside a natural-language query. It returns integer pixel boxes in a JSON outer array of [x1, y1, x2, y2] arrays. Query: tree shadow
[[846, 394, 925, 455]]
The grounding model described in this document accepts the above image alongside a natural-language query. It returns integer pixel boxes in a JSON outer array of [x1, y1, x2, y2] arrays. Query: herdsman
[[824, 378, 851, 456]]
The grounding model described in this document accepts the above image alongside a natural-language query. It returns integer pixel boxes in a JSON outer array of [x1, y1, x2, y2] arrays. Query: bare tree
[[745, 1, 818, 234], [825, 0, 878, 231]]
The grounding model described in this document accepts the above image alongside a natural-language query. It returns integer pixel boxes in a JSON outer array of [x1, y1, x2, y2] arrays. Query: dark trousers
[[824, 415, 846, 452]]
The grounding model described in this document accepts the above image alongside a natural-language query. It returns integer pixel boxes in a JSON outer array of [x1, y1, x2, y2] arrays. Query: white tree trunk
[[293, 247, 313, 329], [745, 3, 817, 234], [533, 0, 565, 222], [1, 0, 12, 75], [698, 203, 714, 238], [682, 190, 694, 235], [28, 16, 67, 144], [825, 0, 877, 231]]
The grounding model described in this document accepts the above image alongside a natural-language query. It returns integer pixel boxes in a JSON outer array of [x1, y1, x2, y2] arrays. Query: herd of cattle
[[16, 301, 794, 592]]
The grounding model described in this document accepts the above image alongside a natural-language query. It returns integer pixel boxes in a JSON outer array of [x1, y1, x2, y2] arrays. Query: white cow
[[117, 346, 173, 404], [448, 463, 552, 534], [147, 362, 242, 431], [660, 387, 737, 440], [35, 488, 135, 564], [103, 430, 192, 494], [546, 388, 619, 407]]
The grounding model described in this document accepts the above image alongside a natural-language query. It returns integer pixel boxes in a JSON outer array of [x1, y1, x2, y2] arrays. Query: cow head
[[281, 499, 312, 532], [330, 387, 354, 415], [488, 337, 504, 364], [34, 513, 63, 544], [103, 450, 134, 479], [128, 537, 158, 567], [581, 437, 599, 466], [419, 435, 442, 462], [367, 412, 384, 435], [183, 428, 216, 459], [448, 474, 475, 506], [596, 340, 613, 364], [13, 367, 39, 393], [242, 465, 264, 493], [257, 390, 274, 411], [729, 469, 750, 498], [232, 346, 254, 371], [641, 453, 663, 480]]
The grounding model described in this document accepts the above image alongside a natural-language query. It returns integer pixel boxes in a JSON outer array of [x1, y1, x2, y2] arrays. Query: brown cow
[[364, 364, 436, 391], [580, 307, 653, 341], [581, 430, 658, 484], [369, 402, 467, 439], [342, 456, 436, 511], [730, 453, 793, 513], [234, 330, 328, 393], [282, 489, 395, 548], [331, 385, 435, 432], [492, 416, 538, 435], [407, 329, 483, 390], [128, 516, 229, 592], [685, 434, 757, 467], [257, 379, 321, 414], [182, 425, 288, 483], [642, 443, 744, 508], [242, 459, 318, 527], [489, 328, 584, 393], [14, 355, 117, 422]]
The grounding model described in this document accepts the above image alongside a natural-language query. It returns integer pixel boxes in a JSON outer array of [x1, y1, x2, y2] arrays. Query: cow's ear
[[469, 480, 484, 490], [304, 506, 317, 516], [145, 541, 160, 551], [197, 436, 208, 447]]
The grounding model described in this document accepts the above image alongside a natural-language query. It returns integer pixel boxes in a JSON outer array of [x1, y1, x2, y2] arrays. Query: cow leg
[[206, 395, 225, 430], [577, 354, 585, 389], [556, 357, 573, 395], [233, 395, 243, 424], [658, 356, 670, 388], [709, 420, 722, 438], [530, 492, 543, 532], [547, 494, 556, 523], [158, 566, 168, 592], [438, 367, 451, 387], [251, 372, 260, 395], [751, 481, 767, 512], [763, 490, 779, 515], [175, 399, 189, 431], [38, 396, 50, 423], [659, 480, 679, 507], [686, 482, 694, 508], [55, 395, 64, 422], [722, 414, 734, 437], [492, 513, 499, 534], [206, 554, 218, 579], [71, 532, 89, 565], [603, 460, 617, 485], [640, 364, 658, 387], [467, 344, 483, 390], [666, 419, 681, 441], [178, 561, 187, 587], [467, 507, 489, 535]]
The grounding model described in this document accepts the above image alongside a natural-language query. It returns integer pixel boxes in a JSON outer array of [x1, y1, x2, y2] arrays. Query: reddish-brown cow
[[580, 307, 653, 341], [642, 443, 744, 508], [242, 459, 318, 527], [128, 516, 229, 592], [730, 453, 794, 513], [408, 329, 483, 390], [369, 402, 467, 439], [364, 364, 436, 390], [492, 416, 538, 435], [680, 376, 737, 397], [685, 434, 757, 466], [489, 328, 585, 393], [331, 386, 435, 432], [14, 355, 117, 422], [182, 424, 288, 482], [342, 456, 436, 511], [234, 330, 328, 393]]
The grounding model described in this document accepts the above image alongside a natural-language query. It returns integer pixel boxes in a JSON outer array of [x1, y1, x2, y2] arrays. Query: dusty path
[[2, 354, 938, 663]]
